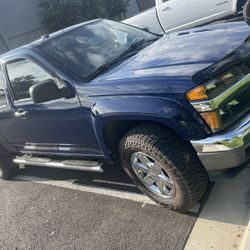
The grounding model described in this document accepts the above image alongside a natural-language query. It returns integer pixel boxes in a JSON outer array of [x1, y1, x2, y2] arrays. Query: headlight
[[187, 67, 244, 101], [187, 67, 249, 133]]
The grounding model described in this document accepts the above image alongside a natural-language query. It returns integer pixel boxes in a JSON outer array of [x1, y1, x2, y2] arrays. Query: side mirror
[[30, 79, 73, 104]]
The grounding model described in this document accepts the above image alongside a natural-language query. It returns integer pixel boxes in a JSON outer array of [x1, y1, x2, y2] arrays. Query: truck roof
[[0, 19, 100, 61]]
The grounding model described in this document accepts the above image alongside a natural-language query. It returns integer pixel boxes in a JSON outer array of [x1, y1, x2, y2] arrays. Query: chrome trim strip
[[19, 150, 105, 159], [191, 73, 250, 112], [24, 143, 89, 152], [14, 158, 104, 173], [191, 114, 250, 153]]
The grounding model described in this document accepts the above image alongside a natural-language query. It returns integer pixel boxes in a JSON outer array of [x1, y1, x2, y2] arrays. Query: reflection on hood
[[94, 22, 250, 82]]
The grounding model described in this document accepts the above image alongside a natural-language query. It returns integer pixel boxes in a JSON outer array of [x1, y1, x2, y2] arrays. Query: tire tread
[[119, 124, 208, 212]]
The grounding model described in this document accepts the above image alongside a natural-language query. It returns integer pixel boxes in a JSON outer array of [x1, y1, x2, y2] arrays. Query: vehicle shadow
[[17, 164, 250, 226], [16, 164, 215, 216], [18, 164, 142, 194]]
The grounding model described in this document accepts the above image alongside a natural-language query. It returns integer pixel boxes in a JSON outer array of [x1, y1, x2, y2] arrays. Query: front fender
[[91, 96, 209, 160]]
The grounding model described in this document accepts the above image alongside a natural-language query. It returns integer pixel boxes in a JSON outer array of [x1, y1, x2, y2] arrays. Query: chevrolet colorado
[[0, 19, 249, 212]]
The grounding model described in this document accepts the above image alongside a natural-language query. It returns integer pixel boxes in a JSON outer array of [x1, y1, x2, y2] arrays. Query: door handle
[[162, 6, 172, 11], [15, 109, 28, 118]]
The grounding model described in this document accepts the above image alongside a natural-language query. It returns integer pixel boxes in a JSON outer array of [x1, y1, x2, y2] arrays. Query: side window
[[6, 59, 55, 101], [0, 69, 7, 107]]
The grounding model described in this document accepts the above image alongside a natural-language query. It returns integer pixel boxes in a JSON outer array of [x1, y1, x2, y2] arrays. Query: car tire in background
[[244, 0, 250, 24], [239, 0, 248, 12], [0, 155, 19, 180], [119, 124, 208, 212]]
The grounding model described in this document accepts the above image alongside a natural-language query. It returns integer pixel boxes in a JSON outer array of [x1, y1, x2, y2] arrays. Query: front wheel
[[119, 124, 208, 212], [0, 155, 19, 180]]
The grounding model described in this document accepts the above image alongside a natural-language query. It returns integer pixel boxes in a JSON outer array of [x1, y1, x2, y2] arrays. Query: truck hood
[[94, 22, 250, 82]]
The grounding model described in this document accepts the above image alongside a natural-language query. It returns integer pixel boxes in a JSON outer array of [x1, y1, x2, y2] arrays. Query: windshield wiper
[[120, 38, 146, 57], [87, 39, 147, 81]]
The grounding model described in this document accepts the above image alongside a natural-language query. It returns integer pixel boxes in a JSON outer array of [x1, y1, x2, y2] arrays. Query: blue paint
[[0, 20, 249, 163]]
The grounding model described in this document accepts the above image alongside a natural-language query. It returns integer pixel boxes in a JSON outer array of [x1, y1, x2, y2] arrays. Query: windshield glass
[[39, 20, 157, 81]]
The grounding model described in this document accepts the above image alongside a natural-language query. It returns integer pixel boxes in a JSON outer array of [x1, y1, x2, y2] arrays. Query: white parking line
[[13, 175, 157, 206]]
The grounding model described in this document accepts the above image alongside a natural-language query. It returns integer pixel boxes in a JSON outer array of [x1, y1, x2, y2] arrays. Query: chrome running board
[[14, 155, 104, 173]]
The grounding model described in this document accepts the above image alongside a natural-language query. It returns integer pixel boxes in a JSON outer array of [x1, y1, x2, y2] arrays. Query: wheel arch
[[95, 114, 206, 163], [101, 118, 181, 159], [91, 96, 209, 163]]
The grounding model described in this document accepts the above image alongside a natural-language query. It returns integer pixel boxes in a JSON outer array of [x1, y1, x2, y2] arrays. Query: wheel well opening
[[102, 120, 187, 160], [102, 120, 142, 156]]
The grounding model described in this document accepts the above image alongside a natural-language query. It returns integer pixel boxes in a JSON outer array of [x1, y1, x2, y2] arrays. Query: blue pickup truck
[[0, 19, 249, 212]]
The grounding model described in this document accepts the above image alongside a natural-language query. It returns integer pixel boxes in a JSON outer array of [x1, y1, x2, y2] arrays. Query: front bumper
[[191, 114, 250, 171]]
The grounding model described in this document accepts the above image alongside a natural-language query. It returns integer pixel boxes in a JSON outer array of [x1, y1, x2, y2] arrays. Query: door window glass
[[6, 59, 54, 101]]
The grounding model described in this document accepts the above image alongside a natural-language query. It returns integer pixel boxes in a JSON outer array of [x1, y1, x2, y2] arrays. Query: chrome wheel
[[131, 152, 176, 198]]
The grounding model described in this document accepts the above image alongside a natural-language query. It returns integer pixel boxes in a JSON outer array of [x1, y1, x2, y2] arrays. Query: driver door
[[4, 56, 102, 157]]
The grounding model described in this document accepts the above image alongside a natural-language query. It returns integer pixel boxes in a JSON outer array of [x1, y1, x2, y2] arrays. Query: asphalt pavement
[[0, 166, 199, 250], [0, 16, 247, 250]]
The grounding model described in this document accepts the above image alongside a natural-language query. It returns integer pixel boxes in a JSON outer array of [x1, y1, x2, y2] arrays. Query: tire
[[119, 124, 208, 212], [0, 155, 19, 180], [238, 0, 247, 12]]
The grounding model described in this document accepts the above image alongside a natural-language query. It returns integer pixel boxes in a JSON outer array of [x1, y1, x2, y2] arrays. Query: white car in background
[[124, 0, 246, 33]]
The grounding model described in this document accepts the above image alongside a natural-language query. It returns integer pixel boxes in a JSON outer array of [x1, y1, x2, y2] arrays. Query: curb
[[241, 220, 250, 250], [185, 167, 250, 250]]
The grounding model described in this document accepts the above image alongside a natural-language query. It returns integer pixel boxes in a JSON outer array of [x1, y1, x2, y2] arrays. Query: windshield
[[39, 20, 157, 81]]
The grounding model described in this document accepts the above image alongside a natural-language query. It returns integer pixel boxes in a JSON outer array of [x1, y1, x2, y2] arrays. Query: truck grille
[[219, 83, 250, 127], [245, 60, 250, 69]]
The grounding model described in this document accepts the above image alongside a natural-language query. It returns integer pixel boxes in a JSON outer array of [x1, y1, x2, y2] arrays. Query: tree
[[11, 75, 36, 100], [39, 0, 129, 32]]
